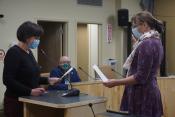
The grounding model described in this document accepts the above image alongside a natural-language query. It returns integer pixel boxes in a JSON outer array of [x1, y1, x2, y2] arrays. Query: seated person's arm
[[71, 68, 81, 82], [48, 68, 68, 90]]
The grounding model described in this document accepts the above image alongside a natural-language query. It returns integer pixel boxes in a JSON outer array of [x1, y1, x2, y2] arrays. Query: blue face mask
[[132, 27, 142, 40], [28, 39, 40, 49]]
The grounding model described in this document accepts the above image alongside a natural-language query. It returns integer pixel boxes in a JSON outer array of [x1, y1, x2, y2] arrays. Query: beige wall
[[121, 0, 142, 18], [155, 0, 175, 75], [0, 0, 141, 106]]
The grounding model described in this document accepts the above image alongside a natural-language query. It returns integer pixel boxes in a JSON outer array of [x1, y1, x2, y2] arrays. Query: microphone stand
[[40, 49, 57, 67], [111, 68, 125, 78], [61, 72, 80, 97], [78, 67, 96, 80]]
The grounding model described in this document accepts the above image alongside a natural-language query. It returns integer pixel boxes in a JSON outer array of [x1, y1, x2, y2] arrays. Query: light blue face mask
[[28, 39, 40, 49], [132, 27, 142, 40]]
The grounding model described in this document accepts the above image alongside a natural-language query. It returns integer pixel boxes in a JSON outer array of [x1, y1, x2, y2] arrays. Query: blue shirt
[[48, 66, 81, 90]]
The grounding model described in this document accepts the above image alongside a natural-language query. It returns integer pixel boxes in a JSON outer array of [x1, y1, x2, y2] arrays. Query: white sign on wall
[[107, 24, 112, 43]]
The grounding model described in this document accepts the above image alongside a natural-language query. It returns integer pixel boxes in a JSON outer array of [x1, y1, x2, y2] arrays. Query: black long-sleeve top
[[3, 45, 48, 98]]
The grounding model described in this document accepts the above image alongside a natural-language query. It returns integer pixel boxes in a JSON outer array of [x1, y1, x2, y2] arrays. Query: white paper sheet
[[60, 67, 73, 80], [92, 64, 109, 82]]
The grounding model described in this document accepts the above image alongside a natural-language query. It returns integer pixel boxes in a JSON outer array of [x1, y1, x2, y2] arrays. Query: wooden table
[[19, 90, 106, 117]]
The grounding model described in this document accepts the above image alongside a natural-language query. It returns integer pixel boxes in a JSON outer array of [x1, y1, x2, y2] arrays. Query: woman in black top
[[3, 21, 60, 117]]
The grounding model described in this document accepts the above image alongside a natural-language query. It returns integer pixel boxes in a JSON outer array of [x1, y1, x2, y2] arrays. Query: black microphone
[[78, 67, 96, 79], [61, 72, 80, 97], [111, 68, 125, 78], [62, 88, 80, 97], [61, 81, 80, 97]]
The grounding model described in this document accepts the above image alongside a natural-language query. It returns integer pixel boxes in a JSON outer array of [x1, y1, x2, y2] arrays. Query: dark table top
[[97, 112, 139, 117], [19, 90, 106, 108]]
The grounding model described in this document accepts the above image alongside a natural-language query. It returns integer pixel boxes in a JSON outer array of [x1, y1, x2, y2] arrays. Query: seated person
[[48, 56, 81, 90]]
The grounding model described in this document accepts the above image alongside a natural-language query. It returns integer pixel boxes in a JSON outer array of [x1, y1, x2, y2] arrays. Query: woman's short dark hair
[[135, 11, 164, 33], [17, 21, 44, 42]]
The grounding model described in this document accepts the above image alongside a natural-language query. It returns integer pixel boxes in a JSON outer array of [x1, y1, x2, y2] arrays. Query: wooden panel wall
[[72, 78, 175, 117], [157, 78, 175, 117]]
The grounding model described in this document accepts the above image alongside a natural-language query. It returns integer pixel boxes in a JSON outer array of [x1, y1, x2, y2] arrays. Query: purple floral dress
[[120, 38, 164, 117]]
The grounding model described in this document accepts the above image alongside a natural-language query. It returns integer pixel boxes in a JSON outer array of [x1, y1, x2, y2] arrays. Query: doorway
[[37, 21, 67, 73], [77, 23, 100, 81]]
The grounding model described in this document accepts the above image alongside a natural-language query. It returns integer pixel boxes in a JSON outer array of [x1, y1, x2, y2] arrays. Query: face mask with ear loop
[[131, 27, 143, 40], [61, 63, 71, 70], [28, 39, 40, 49]]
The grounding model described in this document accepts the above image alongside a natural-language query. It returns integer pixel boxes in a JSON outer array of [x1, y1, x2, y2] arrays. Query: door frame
[[76, 21, 103, 80], [34, 18, 68, 73]]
